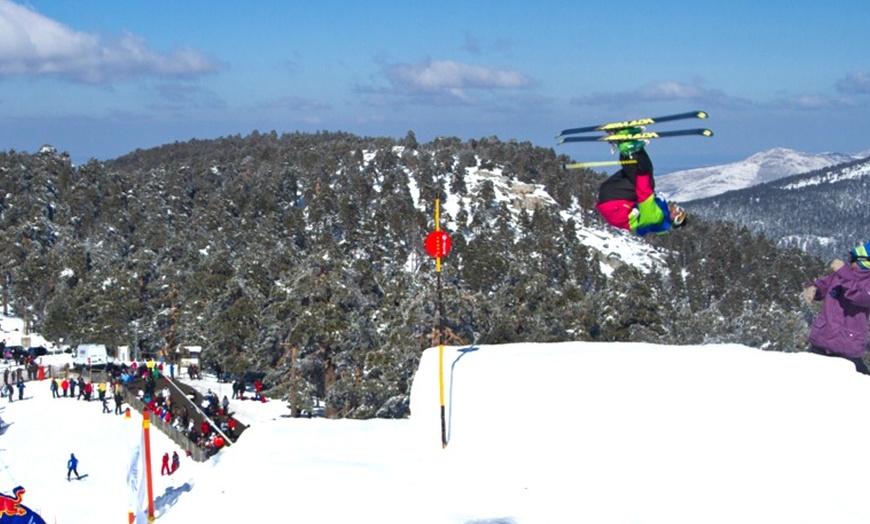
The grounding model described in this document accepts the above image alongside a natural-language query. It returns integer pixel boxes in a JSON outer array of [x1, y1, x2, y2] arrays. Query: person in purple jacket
[[803, 242, 870, 374]]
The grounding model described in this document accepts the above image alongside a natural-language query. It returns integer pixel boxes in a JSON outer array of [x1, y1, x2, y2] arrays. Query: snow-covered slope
[[657, 147, 859, 202], [5, 332, 870, 524]]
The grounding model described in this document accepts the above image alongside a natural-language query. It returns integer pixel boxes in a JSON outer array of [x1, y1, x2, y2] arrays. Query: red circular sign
[[425, 231, 452, 258]]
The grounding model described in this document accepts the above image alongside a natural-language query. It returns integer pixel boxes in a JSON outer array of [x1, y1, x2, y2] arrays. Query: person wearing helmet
[[594, 136, 687, 236], [803, 242, 870, 374]]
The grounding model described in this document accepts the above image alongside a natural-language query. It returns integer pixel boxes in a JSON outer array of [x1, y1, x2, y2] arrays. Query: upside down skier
[[595, 138, 687, 236]]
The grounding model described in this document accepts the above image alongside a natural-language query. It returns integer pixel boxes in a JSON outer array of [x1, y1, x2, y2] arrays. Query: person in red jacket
[[161, 452, 170, 476], [595, 145, 687, 236]]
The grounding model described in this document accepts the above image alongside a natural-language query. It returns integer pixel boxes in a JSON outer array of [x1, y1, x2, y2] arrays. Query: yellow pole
[[435, 198, 447, 448], [142, 411, 155, 521], [563, 159, 638, 169], [435, 198, 442, 271]]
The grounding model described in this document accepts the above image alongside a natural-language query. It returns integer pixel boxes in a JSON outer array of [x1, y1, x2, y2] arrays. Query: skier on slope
[[67, 453, 81, 480], [161, 452, 171, 475], [594, 138, 687, 236], [803, 242, 870, 374]]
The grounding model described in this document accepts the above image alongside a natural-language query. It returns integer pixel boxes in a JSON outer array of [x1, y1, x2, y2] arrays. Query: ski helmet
[[670, 204, 687, 228], [850, 242, 870, 270]]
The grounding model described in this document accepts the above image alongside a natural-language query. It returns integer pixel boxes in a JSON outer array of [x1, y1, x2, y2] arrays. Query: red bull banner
[[0, 486, 46, 524]]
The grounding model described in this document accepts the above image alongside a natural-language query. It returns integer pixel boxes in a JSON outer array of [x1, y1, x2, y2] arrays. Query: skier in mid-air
[[595, 139, 687, 236]]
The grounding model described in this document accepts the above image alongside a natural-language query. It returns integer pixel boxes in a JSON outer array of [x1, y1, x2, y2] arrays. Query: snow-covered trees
[[0, 133, 824, 417]]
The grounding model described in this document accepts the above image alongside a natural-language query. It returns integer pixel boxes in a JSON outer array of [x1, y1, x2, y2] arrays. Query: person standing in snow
[[171, 451, 180, 474], [67, 453, 81, 480], [16, 379, 24, 400], [595, 146, 687, 236], [113, 382, 125, 415], [161, 452, 170, 475], [803, 242, 870, 374], [50, 377, 59, 398]]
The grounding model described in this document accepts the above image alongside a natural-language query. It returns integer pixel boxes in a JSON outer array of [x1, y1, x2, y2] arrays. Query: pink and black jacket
[[595, 149, 674, 236]]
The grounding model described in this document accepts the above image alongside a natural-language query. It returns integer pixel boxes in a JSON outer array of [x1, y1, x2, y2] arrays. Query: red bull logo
[[0, 487, 46, 523], [0, 487, 26, 517]]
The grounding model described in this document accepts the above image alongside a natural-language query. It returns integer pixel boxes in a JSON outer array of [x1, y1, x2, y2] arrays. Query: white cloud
[[571, 80, 752, 110], [256, 95, 331, 112], [836, 71, 870, 95], [775, 93, 855, 110], [0, 0, 222, 83], [388, 59, 531, 91], [380, 59, 533, 104]]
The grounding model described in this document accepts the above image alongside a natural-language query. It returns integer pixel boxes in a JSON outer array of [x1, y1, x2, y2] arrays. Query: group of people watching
[[3, 347, 247, 459], [119, 359, 239, 458], [48, 374, 127, 415]]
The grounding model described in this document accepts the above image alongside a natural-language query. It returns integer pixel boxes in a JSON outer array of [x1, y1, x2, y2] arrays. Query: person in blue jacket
[[67, 453, 81, 480]]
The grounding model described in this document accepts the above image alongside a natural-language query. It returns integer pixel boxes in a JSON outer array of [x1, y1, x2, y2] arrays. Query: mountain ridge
[[658, 147, 867, 202], [682, 154, 870, 260]]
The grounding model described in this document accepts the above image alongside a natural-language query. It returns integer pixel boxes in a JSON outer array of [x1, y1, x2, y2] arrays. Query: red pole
[[142, 411, 155, 521]]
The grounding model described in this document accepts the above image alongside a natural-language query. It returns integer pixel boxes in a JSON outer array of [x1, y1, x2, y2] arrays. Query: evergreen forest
[[0, 131, 827, 418]]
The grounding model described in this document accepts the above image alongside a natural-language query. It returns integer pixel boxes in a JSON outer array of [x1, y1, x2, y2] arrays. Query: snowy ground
[[2, 314, 870, 523]]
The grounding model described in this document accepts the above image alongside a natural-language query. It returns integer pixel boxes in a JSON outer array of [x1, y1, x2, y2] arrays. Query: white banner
[[126, 413, 148, 524]]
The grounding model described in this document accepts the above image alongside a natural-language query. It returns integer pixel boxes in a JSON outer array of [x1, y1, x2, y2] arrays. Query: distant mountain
[[657, 148, 862, 202], [684, 155, 870, 261]]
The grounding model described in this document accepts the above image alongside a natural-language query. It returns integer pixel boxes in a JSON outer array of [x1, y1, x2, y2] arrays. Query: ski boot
[[612, 126, 648, 157]]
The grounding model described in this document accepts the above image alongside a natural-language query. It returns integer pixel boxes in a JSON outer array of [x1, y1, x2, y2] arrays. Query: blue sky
[[1, 1, 869, 172]]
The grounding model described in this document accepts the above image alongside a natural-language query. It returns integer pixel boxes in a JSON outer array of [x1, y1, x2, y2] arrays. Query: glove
[[830, 259, 845, 272], [802, 286, 817, 305]]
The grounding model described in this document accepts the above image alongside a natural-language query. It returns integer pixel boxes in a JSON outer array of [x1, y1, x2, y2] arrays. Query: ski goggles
[[671, 206, 687, 228]]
